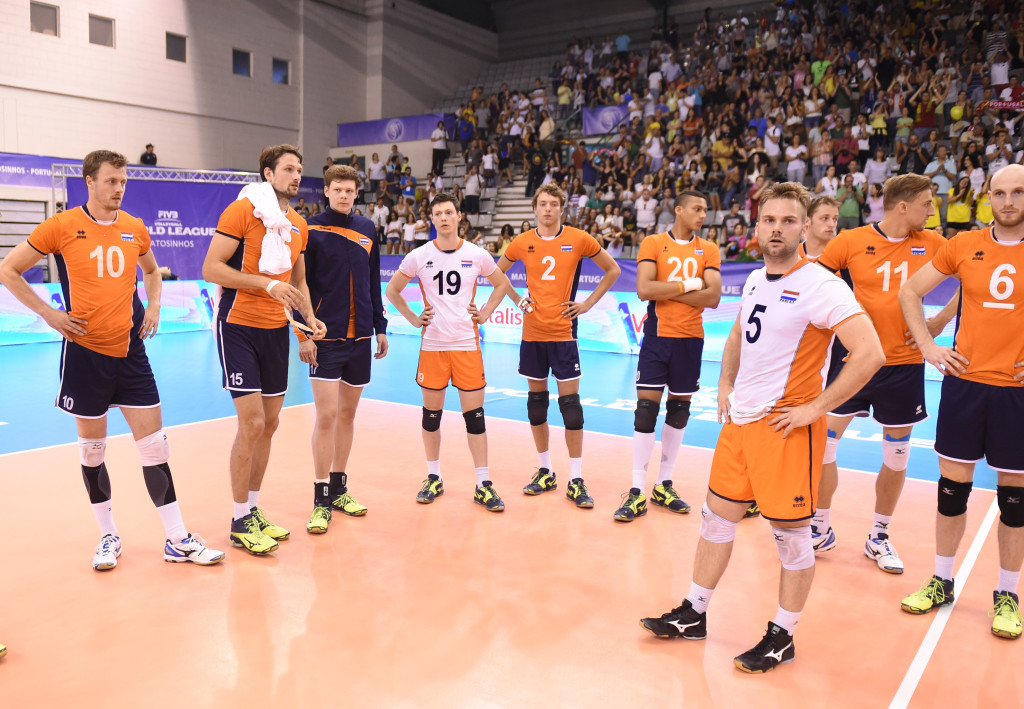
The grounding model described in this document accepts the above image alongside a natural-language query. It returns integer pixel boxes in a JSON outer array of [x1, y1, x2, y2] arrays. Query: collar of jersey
[[765, 257, 811, 281], [432, 237, 463, 254], [82, 204, 118, 226], [871, 221, 911, 243], [536, 225, 565, 241]]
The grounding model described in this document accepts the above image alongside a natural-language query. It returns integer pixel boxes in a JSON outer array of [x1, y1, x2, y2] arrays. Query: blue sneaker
[[812, 526, 836, 553]]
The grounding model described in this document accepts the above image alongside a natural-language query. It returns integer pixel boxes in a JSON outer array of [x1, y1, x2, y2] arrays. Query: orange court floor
[[0, 399, 1018, 708]]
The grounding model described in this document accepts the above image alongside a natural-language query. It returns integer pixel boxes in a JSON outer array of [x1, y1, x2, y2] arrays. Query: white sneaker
[[93, 534, 122, 571], [812, 525, 837, 553], [164, 533, 225, 565], [864, 535, 904, 574]]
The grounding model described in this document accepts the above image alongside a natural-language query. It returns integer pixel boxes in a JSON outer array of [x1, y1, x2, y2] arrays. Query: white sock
[[247, 490, 260, 510], [934, 554, 955, 581], [813, 507, 831, 530], [998, 567, 1021, 594], [871, 513, 892, 539], [427, 460, 441, 479], [233, 501, 251, 521], [687, 582, 714, 614], [658, 424, 685, 483], [538, 450, 552, 471], [569, 457, 583, 480], [91, 501, 118, 537], [475, 467, 489, 487], [772, 605, 802, 634], [156, 501, 188, 544], [632, 431, 655, 490]]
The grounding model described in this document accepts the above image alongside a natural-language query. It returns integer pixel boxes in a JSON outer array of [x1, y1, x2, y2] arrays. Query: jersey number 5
[[745, 304, 767, 343], [88, 245, 125, 278]]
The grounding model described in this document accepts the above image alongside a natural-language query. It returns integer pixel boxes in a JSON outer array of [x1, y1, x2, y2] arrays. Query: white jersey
[[729, 260, 864, 425], [398, 239, 497, 351]]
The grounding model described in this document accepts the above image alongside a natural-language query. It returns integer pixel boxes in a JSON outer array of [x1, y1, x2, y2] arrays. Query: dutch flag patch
[[779, 290, 799, 304], [120, 233, 134, 242], [911, 247, 926, 255], [561, 245, 573, 252]]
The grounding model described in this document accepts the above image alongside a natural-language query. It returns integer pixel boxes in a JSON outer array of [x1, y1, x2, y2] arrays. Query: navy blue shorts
[[830, 363, 927, 426], [57, 340, 160, 418], [309, 338, 372, 387], [217, 320, 289, 399], [636, 335, 703, 395], [519, 340, 581, 381], [935, 376, 1024, 473]]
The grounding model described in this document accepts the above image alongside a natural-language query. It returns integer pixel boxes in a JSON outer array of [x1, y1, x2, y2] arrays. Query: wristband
[[681, 277, 703, 293], [265, 280, 280, 294], [677, 281, 684, 295]]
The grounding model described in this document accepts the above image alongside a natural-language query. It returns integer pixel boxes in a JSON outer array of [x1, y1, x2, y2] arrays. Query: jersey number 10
[[88, 245, 126, 278]]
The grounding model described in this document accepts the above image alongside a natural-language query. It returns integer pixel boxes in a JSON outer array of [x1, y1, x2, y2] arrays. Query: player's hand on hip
[[768, 404, 819, 438], [921, 342, 968, 376], [139, 305, 160, 339], [414, 303, 434, 328], [561, 300, 588, 319], [298, 339, 318, 367], [717, 386, 732, 424], [1013, 361, 1024, 382], [375, 333, 388, 359], [45, 309, 87, 340]]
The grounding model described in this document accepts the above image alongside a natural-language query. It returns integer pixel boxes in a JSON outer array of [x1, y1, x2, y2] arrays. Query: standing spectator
[[385, 215, 402, 255], [462, 166, 484, 214], [400, 168, 417, 205], [615, 29, 631, 61], [925, 145, 957, 225], [863, 183, 885, 224], [785, 134, 808, 186], [814, 165, 840, 196], [836, 174, 864, 231], [458, 114, 475, 152], [634, 187, 658, 241], [430, 121, 448, 175], [139, 143, 157, 166], [367, 152, 386, 198], [945, 177, 974, 237], [370, 197, 389, 244], [864, 148, 892, 187], [524, 143, 547, 198]]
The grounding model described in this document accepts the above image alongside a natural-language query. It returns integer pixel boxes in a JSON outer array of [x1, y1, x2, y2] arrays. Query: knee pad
[[79, 437, 106, 467], [558, 393, 584, 431], [773, 526, 815, 570], [463, 407, 486, 435], [143, 461, 177, 507], [997, 485, 1024, 528], [699, 503, 738, 544], [937, 476, 973, 517], [422, 407, 442, 432], [822, 429, 840, 465], [527, 391, 549, 426], [665, 399, 691, 429], [633, 399, 659, 434], [136, 430, 170, 466], [882, 433, 911, 472]]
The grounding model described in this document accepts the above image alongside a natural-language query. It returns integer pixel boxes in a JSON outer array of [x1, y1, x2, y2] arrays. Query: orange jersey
[[215, 199, 308, 328], [931, 227, 1024, 387], [637, 232, 721, 338], [818, 223, 946, 365], [28, 206, 150, 357], [502, 226, 602, 341]]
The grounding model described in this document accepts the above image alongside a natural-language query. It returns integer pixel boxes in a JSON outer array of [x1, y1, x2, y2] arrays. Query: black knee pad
[[463, 407, 486, 435], [998, 485, 1024, 528], [633, 399, 659, 433], [81, 463, 112, 504], [937, 476, 973, 517], [143, 462, 178, 507], [527, 391, 549, 426], [665, 399, 691, 429], [558, 393, 584, 430], [422, 407, 442, 432]]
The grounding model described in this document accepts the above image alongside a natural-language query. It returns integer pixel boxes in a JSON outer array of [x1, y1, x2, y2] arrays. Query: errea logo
[[972, 250, 985, 261]]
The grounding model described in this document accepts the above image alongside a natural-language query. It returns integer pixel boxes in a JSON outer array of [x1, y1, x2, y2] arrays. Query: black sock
[[330, 471, 348, 495], [314, 482, 330, 506]]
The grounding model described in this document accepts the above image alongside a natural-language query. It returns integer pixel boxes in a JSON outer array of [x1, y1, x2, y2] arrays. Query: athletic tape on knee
[[822, 429, 840, 465], [527, 391, 549, 426], [774, 526, 815, 571], [665, 399, 691, 429], [79, 437, 106, 467], [136, 430, 170, 466], [937, 476, 972, 517], [422, 407, 442, 432], [557, 393, 584, 431], [633, 399, 659, 434], [997, 485, 1024, 528], [882, 433, 911, 472], [463, 407, 486, 435], [699, 503, 737, 544]]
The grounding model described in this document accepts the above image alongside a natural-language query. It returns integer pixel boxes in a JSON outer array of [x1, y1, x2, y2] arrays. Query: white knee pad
[[822, 431, 840, 465], [78, 437, 106, 467], [882, 435, 911, 472], [700, 503, 738, 544], [774, 526, 815, 570], [136, 430, 170, 466]]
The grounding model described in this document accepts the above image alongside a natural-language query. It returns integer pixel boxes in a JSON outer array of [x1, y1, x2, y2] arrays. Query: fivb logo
[[385, 119, 405, 141], [594, 106, 626, 132], [158, 210, 179, 220]]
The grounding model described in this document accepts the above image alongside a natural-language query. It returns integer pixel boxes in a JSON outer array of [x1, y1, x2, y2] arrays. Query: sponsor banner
[[337, 113, 451, 147], [989, 100, 1024, 110], [67, 179, 242, 281], [0, 151, 81, 189], [0, 280, 216, 346], [582, 105, 629, 136], [296, 176, 325, 206]]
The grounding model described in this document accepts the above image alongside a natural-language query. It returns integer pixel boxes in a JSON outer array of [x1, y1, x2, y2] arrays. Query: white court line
[[889, 498, 1000, 709]]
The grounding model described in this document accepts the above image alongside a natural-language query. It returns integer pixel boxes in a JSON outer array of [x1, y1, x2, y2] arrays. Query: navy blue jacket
[[302, 208, 387, 340]]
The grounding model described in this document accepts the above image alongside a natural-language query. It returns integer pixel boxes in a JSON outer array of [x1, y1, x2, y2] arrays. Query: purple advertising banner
[[338, 113, 449, 147], [0, 152, 81, 189], [582, 105, 630, 136]]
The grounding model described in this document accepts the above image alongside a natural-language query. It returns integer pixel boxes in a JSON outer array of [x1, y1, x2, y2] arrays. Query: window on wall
[[272, 58, 290, 85], [166, 32, 186, 62], [88, 14, 114, 47], [30, 2, 59, 36], [232, 49, 252, 77]]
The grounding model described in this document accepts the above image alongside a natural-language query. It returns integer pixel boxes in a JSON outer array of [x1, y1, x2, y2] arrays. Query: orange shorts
[[708, 416, 825, 522], [416, 349, 486, 391]]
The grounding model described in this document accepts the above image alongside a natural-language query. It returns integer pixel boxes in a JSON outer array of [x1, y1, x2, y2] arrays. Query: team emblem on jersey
[[695, 248, 703, 255], [865, 245, 876, 254], [973, 250, 985, 261], [779, 290, 799, 304], [561, 245, 573, 252], [76, 230, 87, 239], [793, 495, 806, 507], [290, 225, 300, 233], [460, 260, 473, 268], [359, 237, 371, 245], [120, 233, 134, 242], [425, 260, 433, 267], [911, 247, 926, 255], [528, 245, 535, 252]]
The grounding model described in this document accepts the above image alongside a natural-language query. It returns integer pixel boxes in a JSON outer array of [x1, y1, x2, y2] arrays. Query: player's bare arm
[[495, 253, 533, 311], [905, 285, 961, 348], [898, 262, 969, 375], [0, 241, 88, 340], [717, 316, 742, 424], [137, 249, 162, 340], [385, 271, 434, 328], [202, 233, 306, 313], [561, 248, 620, 319], [636, 260, 722, 308]]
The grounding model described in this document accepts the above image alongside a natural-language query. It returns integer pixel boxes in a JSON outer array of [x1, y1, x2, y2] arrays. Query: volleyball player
[[898, 164, 1024, 639], [496, 183, 621, 508], [300, 165, 388, 534], [203, 145, 326, 555], [640, 182, 884, 673], [385, 193, 517, 510], [800, 196, 840, 261], [615, 190, 721, 522], [0, 150, 223, 569]]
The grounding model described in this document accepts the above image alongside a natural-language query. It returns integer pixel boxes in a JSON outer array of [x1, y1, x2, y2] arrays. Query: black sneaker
[[417, 474, 444, 504], [566, 478, 594, 508], [523, 468, 557, 495], [733, 622, 795, 673], [639, 599, 707, 639]]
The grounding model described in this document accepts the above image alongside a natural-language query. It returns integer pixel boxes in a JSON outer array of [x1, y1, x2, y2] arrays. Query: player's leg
[[651, 338, 703, 515], [328, 382, 367, 514], [309, 376, 340, 531], [243, 393, 291, 538], [417, 385, 446, 504], [812, 413, 854, 552], [618, 387, 661, 522], [520, 341, 557, 495], [993, 469, 1024, 639], [76, 414, 121, 571], [864, 423, 913, 574], [457, 384, 504, 512], [226, 392, 279, 554], [556, 377, 592, 508]]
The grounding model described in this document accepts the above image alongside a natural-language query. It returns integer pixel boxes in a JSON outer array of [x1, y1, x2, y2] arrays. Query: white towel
[[237, 182, 294, 275]]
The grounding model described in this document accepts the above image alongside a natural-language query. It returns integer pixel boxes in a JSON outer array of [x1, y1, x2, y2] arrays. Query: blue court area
[[0, 322, 997, 490]]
